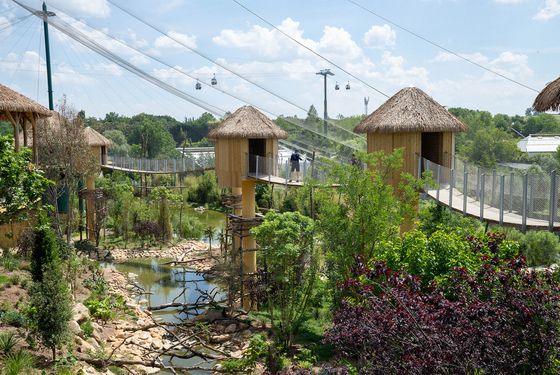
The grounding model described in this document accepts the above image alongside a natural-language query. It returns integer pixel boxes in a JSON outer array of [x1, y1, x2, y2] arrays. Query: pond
[[103, 208, 228, 373]]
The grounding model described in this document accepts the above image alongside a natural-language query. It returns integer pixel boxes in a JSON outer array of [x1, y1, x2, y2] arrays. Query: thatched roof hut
[[533, 76, 560, 112], [0, 83, 51, 162], [355, 86, 465, 178], [0, 83, 51, 118], [210, 106, 287, 189], [209, 106, 288, 140], [355, 87, 466, 134], [84, 127, 111, 147]]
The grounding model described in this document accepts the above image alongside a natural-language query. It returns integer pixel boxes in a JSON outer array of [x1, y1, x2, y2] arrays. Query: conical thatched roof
[[208, 106, 288, 139], [0, 83, 51, 119], [354, 87, 466, 134], [18, 112, 111, 147], [84, 126, 111, 147], [533, 76, 560, 112]]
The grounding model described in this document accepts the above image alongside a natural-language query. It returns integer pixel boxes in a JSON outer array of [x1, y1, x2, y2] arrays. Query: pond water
[[183, 206, 227, 247], [103, 208, 228, 374]]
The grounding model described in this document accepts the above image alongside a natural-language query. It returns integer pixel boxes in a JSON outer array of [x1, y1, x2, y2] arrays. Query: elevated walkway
[[101, 155, 214, 174], [420, 156, 560, 231]]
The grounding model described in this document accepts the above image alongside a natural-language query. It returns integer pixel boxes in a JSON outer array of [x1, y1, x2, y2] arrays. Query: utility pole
[[316, 69, 334, 136], [364, 96, 370, 116], [40, 2, 55, 110]]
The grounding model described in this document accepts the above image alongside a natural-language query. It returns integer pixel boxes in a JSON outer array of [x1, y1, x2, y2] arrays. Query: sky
[[0, 0, 559, 120]]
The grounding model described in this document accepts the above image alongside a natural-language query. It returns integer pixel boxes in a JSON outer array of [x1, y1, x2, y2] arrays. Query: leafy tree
[[103, 129, 130, 157], [31, 212, 60, 282], [0, 135, 50, 225], [129, 113, 178, 158], [150, 186, 180, 242], [28, 264, 72, 362], [251, 211, 317, 350], [525, 113, 560, 134], [315, 150, 424, 287], [36, 99, 98, 240]]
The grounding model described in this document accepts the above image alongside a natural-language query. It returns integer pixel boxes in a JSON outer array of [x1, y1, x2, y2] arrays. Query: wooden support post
[[86, 175, 96, 241], [241, 179, 256, 310]]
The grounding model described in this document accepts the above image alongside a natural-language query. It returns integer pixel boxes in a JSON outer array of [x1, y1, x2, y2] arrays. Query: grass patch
[[0, 274, 9, 285]]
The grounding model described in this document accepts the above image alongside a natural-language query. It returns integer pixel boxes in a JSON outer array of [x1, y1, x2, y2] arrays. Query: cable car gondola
[[345, 81, 350, 90], [195, 79, 202, 90], [211, 73, 217, 85], [335, 82, 340, 90]]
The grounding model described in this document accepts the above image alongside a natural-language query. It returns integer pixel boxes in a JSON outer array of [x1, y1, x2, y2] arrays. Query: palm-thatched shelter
[[84, 127, 111, 165], [0, 83, 51, 162], [354, 87, 466, 178], [209, 105, 288, 189], [534, 76, 560, 112]]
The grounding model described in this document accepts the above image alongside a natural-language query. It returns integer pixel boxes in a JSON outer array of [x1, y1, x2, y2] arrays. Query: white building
[[517, 134, 560, 154]]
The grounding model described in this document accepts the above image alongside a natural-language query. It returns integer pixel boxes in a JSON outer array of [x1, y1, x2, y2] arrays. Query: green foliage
[[1, 309, 26, 328], [252, 211, 317, 350], [28, 265, 73, 360], [128, 113, 178, 158], [376, 229, 520, 286], [188, 171, 221, 206], [80, 320, 94, 339], [419, 202, 484, 236], [151, 186, 180, 241], [316, 150, 426, 286], [84, 294, 127, 321], [31, 212, 60, 282], [103, 129, 130, 157], [3, 350, 34, 375], [522, 231, 560, 266], [221, 334, 268, 374], [179, 215, 204, 239], [0, 135, 51, 225], [0, 331, 19, 355]]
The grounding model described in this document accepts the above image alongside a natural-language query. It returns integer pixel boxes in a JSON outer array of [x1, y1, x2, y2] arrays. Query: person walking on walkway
[[290, 151, 303, 182]]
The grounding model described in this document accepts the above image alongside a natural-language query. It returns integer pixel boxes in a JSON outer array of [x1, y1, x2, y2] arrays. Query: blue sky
[[1, 0, 559, 120]]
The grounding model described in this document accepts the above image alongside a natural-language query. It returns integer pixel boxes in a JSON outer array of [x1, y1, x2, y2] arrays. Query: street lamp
[[316, 69, 334, 136]]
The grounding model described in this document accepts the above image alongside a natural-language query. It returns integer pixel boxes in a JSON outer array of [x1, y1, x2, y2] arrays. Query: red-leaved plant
[[325, 256, 560, 374]]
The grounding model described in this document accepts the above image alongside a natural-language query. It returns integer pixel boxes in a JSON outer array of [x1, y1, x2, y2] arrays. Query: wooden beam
[[30, 114, 38, 164]]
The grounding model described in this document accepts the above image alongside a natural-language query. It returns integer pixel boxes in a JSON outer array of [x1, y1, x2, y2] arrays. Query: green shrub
[[1, 310, 26, 327], [0, 254, 19, 272], [31, 213, 59, 282], [84, 294, 127, 321], [3, 350, 34, 375], [80, 320, 94, 339], [523, 231, 560, 266], [28, 265, 73, 361], [9, 274, 20, 286], [180, 215, 204, 239], [221, 334, 269, 373], [376, 229, 519, 286], [0, 331, 19, 355]]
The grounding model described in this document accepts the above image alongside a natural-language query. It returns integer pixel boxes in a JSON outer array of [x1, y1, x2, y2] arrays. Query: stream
[[104, 207, 228, 374]]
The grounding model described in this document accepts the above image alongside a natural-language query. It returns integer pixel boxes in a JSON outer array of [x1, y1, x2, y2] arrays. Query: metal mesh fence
[[421, 156, 559, 228]]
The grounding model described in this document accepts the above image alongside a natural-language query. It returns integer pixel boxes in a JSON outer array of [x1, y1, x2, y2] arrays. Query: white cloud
[[317, 26, 362, 61], [48, 0, 110, 18], [0, 16, 11, 34], [363, 24, 396, 49], [53, 64, 96, 85], [533, 0, 560, 20], [0, 51, 45, 74], [433, 50, 533, 79], [154, 31, 197, 50], [213, 18, 316, 59]]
